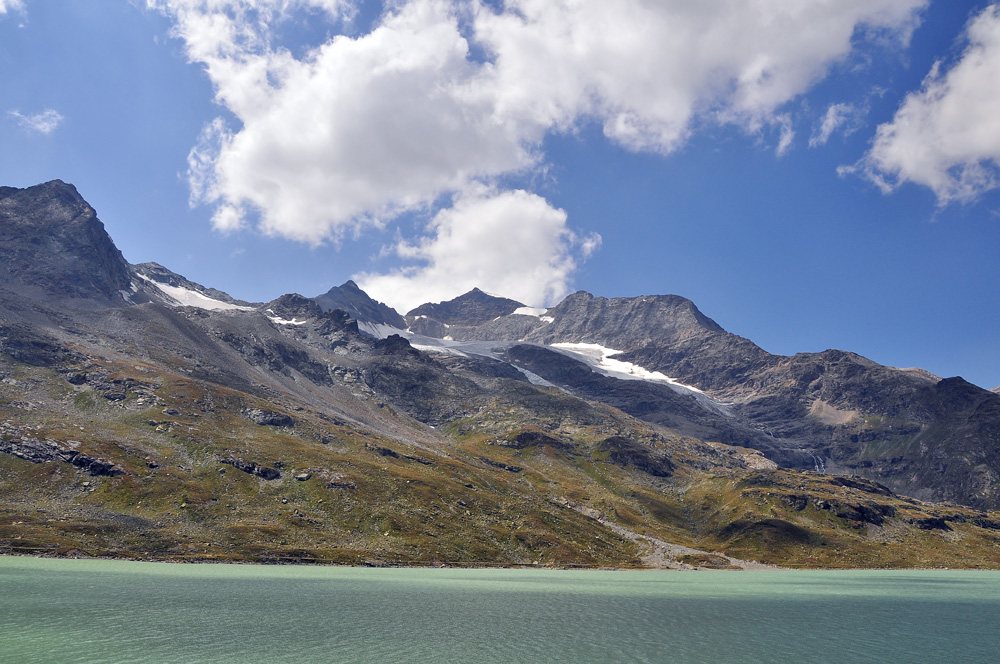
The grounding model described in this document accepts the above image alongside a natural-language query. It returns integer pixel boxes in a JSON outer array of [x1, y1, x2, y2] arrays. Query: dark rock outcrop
[[313, 280, 405, 328], [0, 181, 134, 303], [477, 456, 523, 473], [366, 443, 400, 458], [596, 436, 674, 477], [0, 323, 80, 366], [0, 436, 125, 476], [219, 456, 282, 480], [406, 288, 524, 330], [505, 430, 574, 452], [244, 408, 294, 427]]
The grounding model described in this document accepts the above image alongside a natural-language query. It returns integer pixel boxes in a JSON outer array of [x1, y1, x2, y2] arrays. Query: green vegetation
[[3, 356, 1000, 569]]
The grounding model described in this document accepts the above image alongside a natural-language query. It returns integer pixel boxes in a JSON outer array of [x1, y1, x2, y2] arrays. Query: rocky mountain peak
[[522, 290, 725, 350], [266, 293, 325, 319], [313, 280, 405, 328], [0, 180, 133, 303], [405, 288, 525, 327]]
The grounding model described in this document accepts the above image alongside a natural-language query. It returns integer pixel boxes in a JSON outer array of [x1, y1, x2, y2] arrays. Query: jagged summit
[[405, 288, 525, 334], [523, 290, 725, 349], [399, 289, 730, 350], [313, 280, 405, 328], [0, 180, 133, 303]]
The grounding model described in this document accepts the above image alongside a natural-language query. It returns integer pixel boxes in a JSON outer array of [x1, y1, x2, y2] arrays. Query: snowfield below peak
[[512, 306, 554, 323], [550, 342, 704, 393], [139, 275, 254, 312], [550, 342, 735, 417]]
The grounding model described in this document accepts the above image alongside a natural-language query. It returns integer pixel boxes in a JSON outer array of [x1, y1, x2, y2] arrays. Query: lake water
[[1, 557, 997, 663]]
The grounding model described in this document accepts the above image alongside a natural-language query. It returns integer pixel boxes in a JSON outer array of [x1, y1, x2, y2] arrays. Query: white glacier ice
[[550, 342, 704, 393], [139, 275, 254, 312]]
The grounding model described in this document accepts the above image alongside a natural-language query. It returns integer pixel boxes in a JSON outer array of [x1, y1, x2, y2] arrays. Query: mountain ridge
[[0, 180, 135, 304], [134, 262, 256, 308], [3, 180, 1000, 568], [360, 288, 1000, 508], [314, 280, 405, 328]]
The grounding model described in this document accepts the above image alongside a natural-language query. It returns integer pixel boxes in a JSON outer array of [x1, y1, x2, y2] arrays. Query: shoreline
[[3, 550, 996, 572]]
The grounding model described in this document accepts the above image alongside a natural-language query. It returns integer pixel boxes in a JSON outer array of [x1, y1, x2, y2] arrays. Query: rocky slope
[[314, 280, 405, 328], [133, 262, 256, 308], [0, 181, 135, 304], [405, 288, 525, 337], [402, 289, 1000, 509], [2, 180, 1000, 568]]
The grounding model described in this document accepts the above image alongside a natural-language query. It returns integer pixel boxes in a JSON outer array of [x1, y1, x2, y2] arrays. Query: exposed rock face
[[503, 343, 778, 455], [502, 430, 576, 454], [787, 495, 897, 527], [390, 287, 1000, 507], [412, 290, 780, 389], [314, 280, 405, 328], [0, 323, 82, 367], [524, 291, 725, 347], [0, 181, 133, 303], [362, 341, 484, 425], [219, 456, 281, 480], [244, 408, 294, 427], [268, 293, 323, 315], [0, 434, 125, 477], [597, 436, 675, 477], [372, 334, 421, 358], [405, 288, 524, 332]]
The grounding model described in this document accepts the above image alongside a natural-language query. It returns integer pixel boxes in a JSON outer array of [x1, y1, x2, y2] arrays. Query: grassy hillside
[[4, 353, 1000, 569]]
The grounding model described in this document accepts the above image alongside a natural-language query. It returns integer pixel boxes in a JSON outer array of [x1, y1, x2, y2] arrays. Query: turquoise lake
[[1, 557, 997, 663]]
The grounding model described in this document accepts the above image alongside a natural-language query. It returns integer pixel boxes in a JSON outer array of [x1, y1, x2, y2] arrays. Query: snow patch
[[265, 310, 308, 326], [358, 322, 409, 339], [139, 275, 253, 312], [513, 306, 547, 317], [515, 366, 556, 387], [550, 342, 704, 393], [411, 343, 469, 358], [540, 316, 555, 323], [549, 342, 734, 417]]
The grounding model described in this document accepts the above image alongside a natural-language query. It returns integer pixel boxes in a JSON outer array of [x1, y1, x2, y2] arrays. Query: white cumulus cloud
[[154, 0, 928, 241], [847, 4, 1000, 204], [356, 187, 598, 312], [0, 0, 25, 16], [150, 0, 927, 303], [8, 109, 64, 135], [168, 0, 534, 243], [475, 0, 924, 154]]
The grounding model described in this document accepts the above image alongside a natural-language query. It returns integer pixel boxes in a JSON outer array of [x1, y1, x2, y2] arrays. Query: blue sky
[[2, 0, 999, 389]]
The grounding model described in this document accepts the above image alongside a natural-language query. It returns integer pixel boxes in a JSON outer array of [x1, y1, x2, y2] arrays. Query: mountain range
[[2, 180, 999, 569]]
